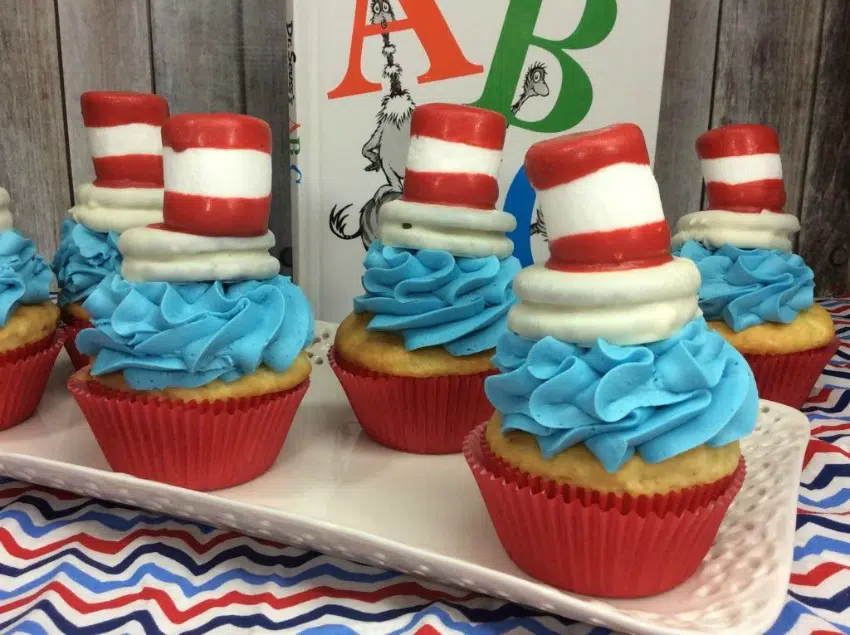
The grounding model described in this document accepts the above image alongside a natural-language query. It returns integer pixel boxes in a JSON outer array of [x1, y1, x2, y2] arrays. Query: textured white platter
[[0, 321, 808, 635]]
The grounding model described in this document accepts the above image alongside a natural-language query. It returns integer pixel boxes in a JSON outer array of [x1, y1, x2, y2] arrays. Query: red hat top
[[81, 91, 169, 189], [696, 124, 785, 214], [402, 103, 507, 211], [161, 114, 272, 237], [524, 123, 670, 272]]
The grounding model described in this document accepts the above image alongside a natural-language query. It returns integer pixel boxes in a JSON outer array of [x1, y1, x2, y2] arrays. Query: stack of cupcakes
[[465, 124, 759, 597], [53, 91, 169, 369], [330, 103, 521, 454], [672, 124, 837, 409], [0, 188, 64, 430], [69, 113, 314, 491]]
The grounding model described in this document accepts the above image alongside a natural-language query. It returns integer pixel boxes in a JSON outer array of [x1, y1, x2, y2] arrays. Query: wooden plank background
[[0, 0, 846, 291]]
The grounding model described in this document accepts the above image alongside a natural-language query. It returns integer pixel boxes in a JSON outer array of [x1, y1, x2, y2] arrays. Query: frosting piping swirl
[[77, 273, 315, 390], [485, 318, 758, 473], [674, 240, 814, 331], [52, 218, 121, 305], [0, 230, 54, 326], [353, 240, 521, 356]]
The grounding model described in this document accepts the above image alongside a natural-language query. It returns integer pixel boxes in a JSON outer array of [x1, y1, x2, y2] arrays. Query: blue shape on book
[[503, 165, 535, 267]]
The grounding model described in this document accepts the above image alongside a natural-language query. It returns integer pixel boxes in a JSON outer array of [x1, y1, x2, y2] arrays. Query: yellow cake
[[0, 302, 60, 353], [485, 415, 741, 497], [708, 303, 835, 355], [335, 312, 494, 378]]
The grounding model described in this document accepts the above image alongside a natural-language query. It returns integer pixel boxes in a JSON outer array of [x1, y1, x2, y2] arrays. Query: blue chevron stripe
[[0, 494, 216, 530], [764, 599, 850, 635], [0, 506, 215, 537], [802, 464, 850, 490], [798, 489, 850, 509], [789, 586, 850, 613], [797, 513, 850, 532], [0, 542, 325, 578], [795, 535, 850, 560], [0, 561, 401, 600]]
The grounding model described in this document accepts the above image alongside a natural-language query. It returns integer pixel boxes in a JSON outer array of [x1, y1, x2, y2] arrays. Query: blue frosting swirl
[[0, 230, 53, 327], [674, 240, 814, 332], [485, 318, 758, 473], [52, 218, 121, 306], [76, 274, 315, 391], [353, 240, 521, 355]]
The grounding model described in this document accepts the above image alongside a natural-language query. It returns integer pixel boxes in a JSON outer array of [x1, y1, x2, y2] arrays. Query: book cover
[[286, 0, 671, 322]]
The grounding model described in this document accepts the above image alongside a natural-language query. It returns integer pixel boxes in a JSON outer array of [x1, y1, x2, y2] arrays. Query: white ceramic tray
[[0, 321, 809, 635]]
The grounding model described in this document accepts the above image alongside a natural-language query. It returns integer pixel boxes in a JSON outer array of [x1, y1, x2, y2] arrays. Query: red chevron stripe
[[791, 561, 850, 586], [416, 627, 442, 635], [0, 526, 250, 558], [812, 422, 850, 436], [0, 580, 476, 622], [805, 440, 850, 467]]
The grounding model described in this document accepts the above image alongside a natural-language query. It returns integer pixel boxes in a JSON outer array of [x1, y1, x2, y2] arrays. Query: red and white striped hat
[[697, 124, 785, 214], [402, 103, 506, 210], [161, 114, 272, 237], [524, 123, 671, 272], [81, 91, 169, 189]]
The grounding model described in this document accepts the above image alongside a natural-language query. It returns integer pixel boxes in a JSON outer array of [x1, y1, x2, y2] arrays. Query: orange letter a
[[328, 0, 483, 99]]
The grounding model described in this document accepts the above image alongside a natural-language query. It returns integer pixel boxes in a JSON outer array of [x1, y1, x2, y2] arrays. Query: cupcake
[[465, 124, 759, 598], [0, 187, 64, 430], [672, 124, 836, 409], [330, 103, 521, 454], [52, 91, 169, 369], [68, 113, 314, 491]]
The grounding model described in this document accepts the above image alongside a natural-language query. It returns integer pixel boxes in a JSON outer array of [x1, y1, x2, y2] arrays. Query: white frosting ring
[[71, 182, 164, 234], [508, 257, 702, 346], [0, 187, 12, 232], [379, 199, 516, 258], [671, 209, 800, 252], [119, 226, 279, 283]]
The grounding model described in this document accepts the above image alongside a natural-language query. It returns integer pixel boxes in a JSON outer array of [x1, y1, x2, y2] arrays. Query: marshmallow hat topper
[[0, 188, 12, 232], [118, 113, 279, 283], [81, 91, 169, 189], [525, 123, 671, 272], [161, 113, 272, 237], [379, 103, 517, 258], [671, 123, 799, 252], [697, 124, 785, 214], [509, 123, 702, 346]]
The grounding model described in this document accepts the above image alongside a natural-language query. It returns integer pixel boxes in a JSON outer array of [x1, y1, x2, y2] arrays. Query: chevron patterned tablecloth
[[1, 299, 849, 634]]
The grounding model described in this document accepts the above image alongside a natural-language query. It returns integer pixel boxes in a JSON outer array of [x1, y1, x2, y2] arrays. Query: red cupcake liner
[[68, 371, 310, 491], [464, 423, 746, 598], [0, 330, 66, 431], [60, 313, 92, 371], [743, 338, 839, 409], [329, 347, 496, 455]]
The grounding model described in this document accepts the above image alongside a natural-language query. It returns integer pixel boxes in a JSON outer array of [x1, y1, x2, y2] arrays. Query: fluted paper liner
[[329, 347, 495, 454], [0, 330, 66, 431], [68, 371, 309, 491], [743, 338, 839, 409], [463, 423, 746, 598], [61, 312, 92, 371]]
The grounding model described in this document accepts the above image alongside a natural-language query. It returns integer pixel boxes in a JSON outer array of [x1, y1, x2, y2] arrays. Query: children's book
[[286, 0, 671, 321]]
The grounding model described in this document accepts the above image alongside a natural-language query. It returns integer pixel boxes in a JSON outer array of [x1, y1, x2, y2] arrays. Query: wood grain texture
[[798, 0, 850, 295], [242, 0, 292, 265], [149, 0, 245, 113], [0, 0, 71, 257], [655, 0, 721, 229], [57, 0, 153, 192], [710, 0, 825, 220]]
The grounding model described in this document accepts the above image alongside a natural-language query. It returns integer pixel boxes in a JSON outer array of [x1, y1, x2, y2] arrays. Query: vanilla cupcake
[[330, 103, 521, 454], [466, 124, 758, 597], [69, 114, 314, 491], [0, 187, 64, 430], [52, 91, 169, 368], [672, 124, 836, 408]]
